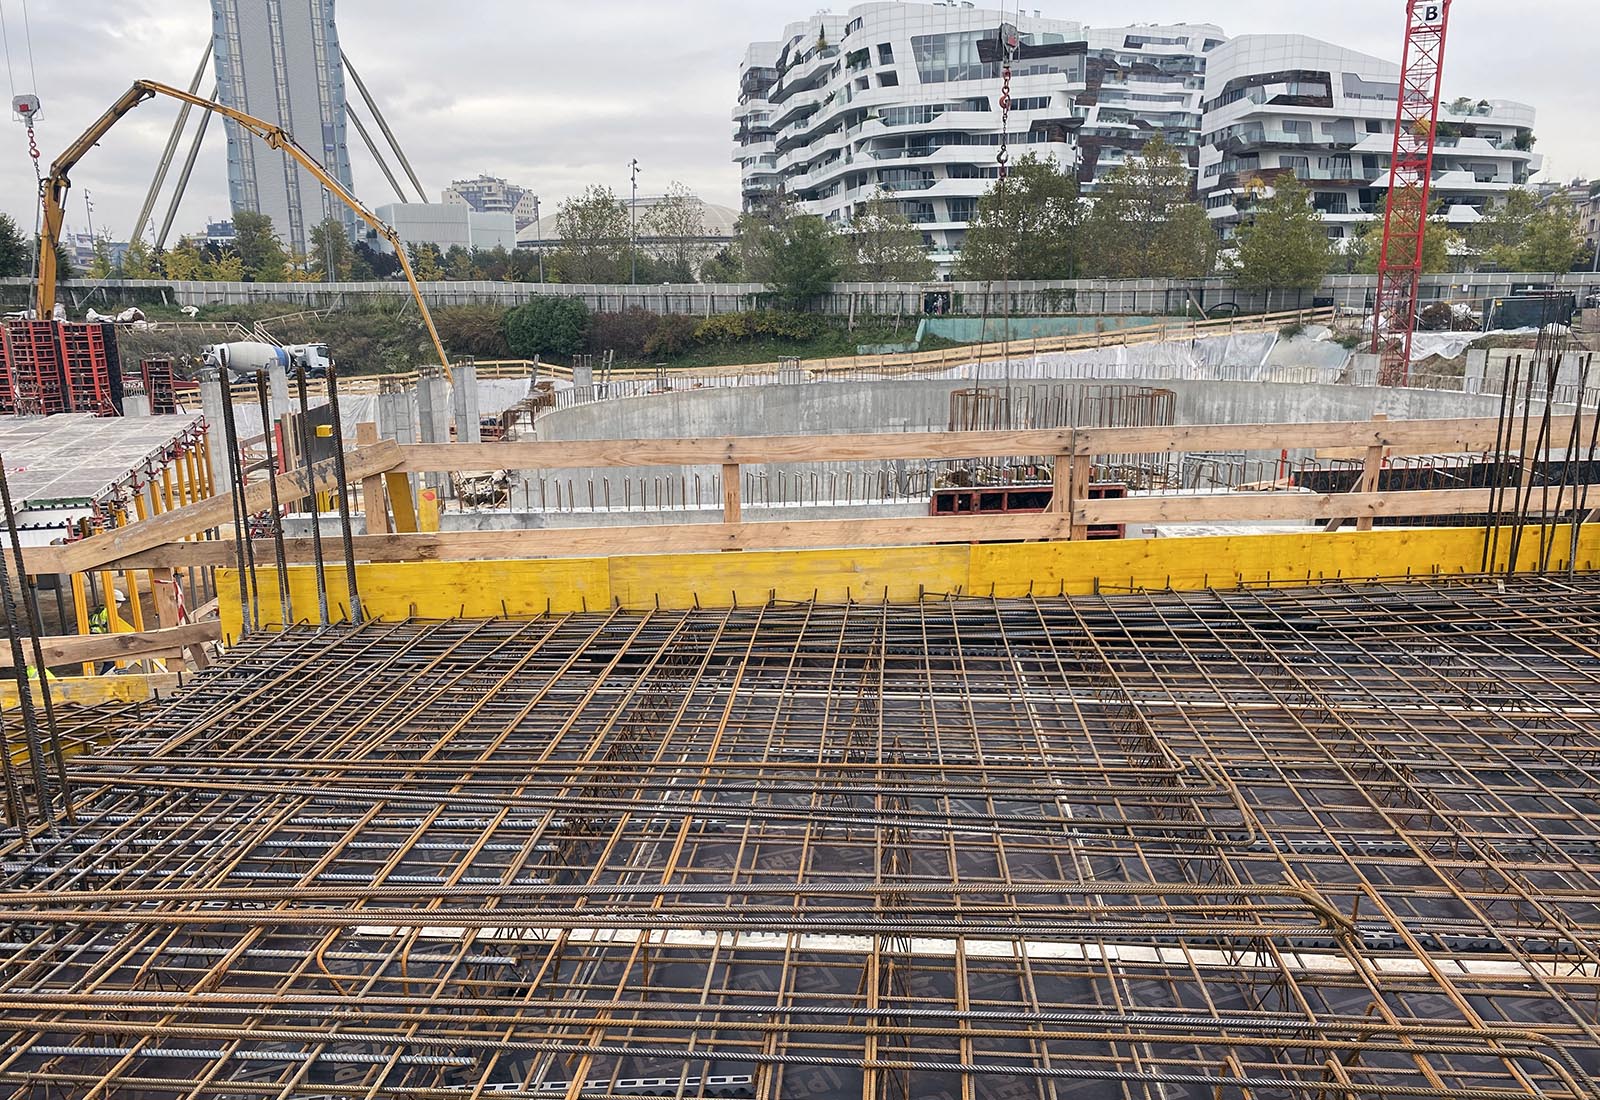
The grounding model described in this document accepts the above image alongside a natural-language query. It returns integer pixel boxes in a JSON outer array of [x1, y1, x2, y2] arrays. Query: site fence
[[11, 270, 1600, 315]]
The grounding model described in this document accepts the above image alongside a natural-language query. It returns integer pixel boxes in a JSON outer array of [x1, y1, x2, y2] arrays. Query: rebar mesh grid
[[3, 577, 1600, 1099]]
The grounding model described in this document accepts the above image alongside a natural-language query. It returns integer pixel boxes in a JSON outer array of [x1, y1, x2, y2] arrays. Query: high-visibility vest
[[89, 607, 109, 634]]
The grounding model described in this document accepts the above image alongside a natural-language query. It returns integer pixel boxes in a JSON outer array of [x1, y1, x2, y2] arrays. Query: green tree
[[1468, 190, 1538, 269], [87, 236, 114, 279], [309, 218, 354, 280], [0, 214, 26, 277], [1229, 175, 1333, 307], [442, 245, 476, 281], [735, 204, 842, 307], [203, 250, 245, 281], [162, 237, 206, 281], [233, 211, 288, 281], [642, 182, 710, 282], [408, 243, 445, 281], [1464, 190, 1581, 272], [957, 153, 1083, 280], [699, 245, 742, 283], [1082, 135, 1215, 278], [843, 193, 934, 282], [1348, 216, 1461, 274], [119, 238, 157, 279], [1520, 200, 1584, 272], [550, 185, 631, 283], [504, 296, 589, 358]]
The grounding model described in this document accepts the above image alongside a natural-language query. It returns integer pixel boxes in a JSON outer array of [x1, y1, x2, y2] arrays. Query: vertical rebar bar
[[256, 371, 293, 628], [215, 374, 255, 636], [0, 456, 71, 823], [295, 365, 330, 626], [324, 365, 363, 625]]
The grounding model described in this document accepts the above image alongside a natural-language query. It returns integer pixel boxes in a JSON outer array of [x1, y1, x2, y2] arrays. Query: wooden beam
[[0, 673, 182, 708], [1074, 485, 1598, 526], [0, 622, 221, 671], [1073, 416, 1585, 459], [50, 440, 402, 576], [1355, 415, 1387, 533], [72, 480, 1600, 573], [356, 423, 392, 535], [385, 472, 418, 534], [721, 463, 742, 525], [392, 416, 1587, 476]]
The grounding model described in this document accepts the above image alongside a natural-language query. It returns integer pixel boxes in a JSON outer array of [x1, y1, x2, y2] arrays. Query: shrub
[[692, 313, 753, 344], [1278, 323, 1306, 339], [645, 314, 697, 358], [433, 304, 511, 359], [586, 308, 661, 357], [504, 296, 589, 359], [748, 310, 824, 340]]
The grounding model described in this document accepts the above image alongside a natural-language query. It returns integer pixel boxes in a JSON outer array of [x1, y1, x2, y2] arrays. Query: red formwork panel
[[58, 322, 117, 416], [141, 357, 177, 414], [1, 320, 68, 415]]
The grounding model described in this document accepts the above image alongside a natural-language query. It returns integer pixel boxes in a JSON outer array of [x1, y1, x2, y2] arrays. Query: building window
[[877, 43, 894, 64], [1366, 120, 1384, 134], [947, 197, 977, 222], [877, 72, 899, 88], [1282, 156, 1311, 178], [910, 31, 1000, 84]]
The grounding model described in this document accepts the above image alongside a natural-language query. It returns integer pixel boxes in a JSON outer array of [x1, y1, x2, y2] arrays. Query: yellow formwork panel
[[607, 544, 969, 610], [221, 525, 1600, 627], [968, 526, 1600, 597], [0, 674, 180, 708], [223, 557, 612, 636]]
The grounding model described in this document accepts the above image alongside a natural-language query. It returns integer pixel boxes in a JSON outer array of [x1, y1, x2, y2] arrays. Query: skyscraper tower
[[209, 0, 356, 256]]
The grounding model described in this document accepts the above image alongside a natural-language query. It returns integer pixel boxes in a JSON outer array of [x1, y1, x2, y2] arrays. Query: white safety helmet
[[113, 589, 128, 604]]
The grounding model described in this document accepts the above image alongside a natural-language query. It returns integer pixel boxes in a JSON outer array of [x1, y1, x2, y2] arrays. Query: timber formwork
[[2, 577, 1600, 1099]]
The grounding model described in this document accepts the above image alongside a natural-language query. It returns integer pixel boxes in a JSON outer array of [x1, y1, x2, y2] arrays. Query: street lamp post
[[630, 158, 640, 285], [533, 195, 545, 283]]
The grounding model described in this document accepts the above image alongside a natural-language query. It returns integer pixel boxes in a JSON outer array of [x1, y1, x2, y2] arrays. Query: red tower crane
[[1372, 0, 1453, 386]]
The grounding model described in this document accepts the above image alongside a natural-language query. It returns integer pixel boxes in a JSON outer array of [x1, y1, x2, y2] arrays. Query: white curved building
[[1198, 35, 1541, 247], [735, 2, 1224, 273]]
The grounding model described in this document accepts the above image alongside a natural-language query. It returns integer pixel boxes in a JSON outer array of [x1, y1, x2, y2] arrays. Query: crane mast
[[1372, 1, 1453, 386]]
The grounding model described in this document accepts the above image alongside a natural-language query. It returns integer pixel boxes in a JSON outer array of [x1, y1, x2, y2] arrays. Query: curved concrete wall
[[534, 377, 1517, 442], [516, 377, 1554, 511]]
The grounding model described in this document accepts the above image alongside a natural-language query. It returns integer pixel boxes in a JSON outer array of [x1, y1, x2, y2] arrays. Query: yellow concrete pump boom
[[36, 79, 452, 379]]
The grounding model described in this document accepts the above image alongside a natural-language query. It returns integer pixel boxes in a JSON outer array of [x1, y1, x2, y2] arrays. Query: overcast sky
[[2, 0, 1595, 242]]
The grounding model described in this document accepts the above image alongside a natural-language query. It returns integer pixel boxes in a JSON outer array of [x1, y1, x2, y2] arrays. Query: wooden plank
[[1074, 416, 1585, 459], [397, 431, 1078, 471], [721, 463, 742, 525], [385, 472, 419, 534], [0, 673, 182, 708], [0, 622, 221, 670], [393, 416, 1583, 476], [1074, 486, 1599, 526], [356, 422, 392, 535], [152, 567, 180, 629], [52, 440, 402, 575], [1067, 454, 1093, 541], [79, 479, 1600, 572], [1356, 415, 1387, 533]]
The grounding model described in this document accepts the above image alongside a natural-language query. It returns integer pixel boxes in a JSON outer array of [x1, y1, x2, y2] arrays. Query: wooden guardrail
[[26, 413, 1593, 573]]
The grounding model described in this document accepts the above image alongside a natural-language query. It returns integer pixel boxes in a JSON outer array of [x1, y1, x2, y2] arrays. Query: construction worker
[[25, 665, 58, 682], [89, 589, 126, 635], [90, 589, 127, 674]]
